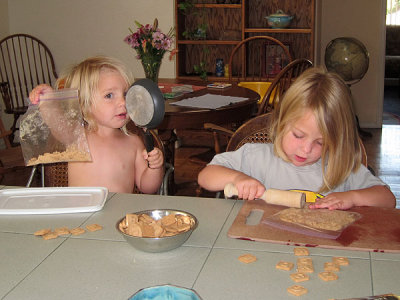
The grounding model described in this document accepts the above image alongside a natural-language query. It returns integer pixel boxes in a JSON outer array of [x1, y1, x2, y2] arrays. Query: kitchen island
[[0, 186, 399, 299]]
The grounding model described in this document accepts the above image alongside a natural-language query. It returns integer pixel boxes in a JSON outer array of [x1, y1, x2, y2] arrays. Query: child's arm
[[309, 185, 396, 210], [198, 164, 265, 200], [135, 147, 164, 194]]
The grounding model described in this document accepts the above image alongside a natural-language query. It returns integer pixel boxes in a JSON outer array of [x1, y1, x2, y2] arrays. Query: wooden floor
[[1, 126, 399, 209]]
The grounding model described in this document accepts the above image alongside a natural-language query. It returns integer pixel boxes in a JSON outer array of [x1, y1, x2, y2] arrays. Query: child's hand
[[308, 192, 355, 210], [29, 84, 53, 104], [233, 174, 265, 201], [142, 147, 164, 169]]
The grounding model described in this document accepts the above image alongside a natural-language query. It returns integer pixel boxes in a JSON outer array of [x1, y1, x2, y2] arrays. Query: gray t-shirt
[[209, 143, 385, 195]]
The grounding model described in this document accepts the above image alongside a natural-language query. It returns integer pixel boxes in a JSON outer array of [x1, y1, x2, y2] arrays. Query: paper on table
[[170, 93, 248, 109]]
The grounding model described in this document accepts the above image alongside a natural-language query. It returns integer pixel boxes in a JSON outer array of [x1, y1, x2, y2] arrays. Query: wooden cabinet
[[175, 0, 315, 81]]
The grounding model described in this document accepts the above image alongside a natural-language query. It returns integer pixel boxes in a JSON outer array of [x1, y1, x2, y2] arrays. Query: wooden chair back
[[0, 34, 58, 143], [257, 58, 313, 115], [226, 112, 273, 152], [228, 36, 292, 83]]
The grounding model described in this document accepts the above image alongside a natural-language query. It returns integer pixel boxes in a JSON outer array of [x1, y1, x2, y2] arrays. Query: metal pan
[[125, 79, 165, 152]]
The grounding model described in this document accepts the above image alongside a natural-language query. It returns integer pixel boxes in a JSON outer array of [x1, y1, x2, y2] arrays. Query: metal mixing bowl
[[116, 209, 198, 253]]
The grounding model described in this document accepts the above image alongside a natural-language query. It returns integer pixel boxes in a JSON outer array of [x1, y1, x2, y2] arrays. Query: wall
[[5, 0, 175, 79], [0, 0, 8, 37], [317, 0, 386, 128]]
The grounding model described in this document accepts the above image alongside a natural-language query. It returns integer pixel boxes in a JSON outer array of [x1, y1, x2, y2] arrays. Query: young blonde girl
[[198, 67, 395, 210], [29, 56, 164, 194]]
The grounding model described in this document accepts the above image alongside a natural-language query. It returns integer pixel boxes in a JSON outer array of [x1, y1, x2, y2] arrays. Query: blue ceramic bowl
[[265, 10, 293, 29], [129, 284, 202, 300]]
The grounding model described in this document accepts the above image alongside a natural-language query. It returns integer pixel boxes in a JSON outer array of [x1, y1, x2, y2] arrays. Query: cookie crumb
[[287, 285, 308, 296], [238, 254, 257, 264]]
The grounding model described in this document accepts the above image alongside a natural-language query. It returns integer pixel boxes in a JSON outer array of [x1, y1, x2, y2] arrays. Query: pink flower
[[124, 19, 175, 61]]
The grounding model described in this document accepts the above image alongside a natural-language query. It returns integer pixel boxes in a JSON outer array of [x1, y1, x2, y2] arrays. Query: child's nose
[[118, 94, 126, 106], [302, 141, 313, 153]]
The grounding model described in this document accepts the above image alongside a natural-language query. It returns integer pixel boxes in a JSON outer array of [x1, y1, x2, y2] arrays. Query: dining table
[[158, 80, 259, 130], [1, 184, 399, 300], [156, 79, 260, 194]]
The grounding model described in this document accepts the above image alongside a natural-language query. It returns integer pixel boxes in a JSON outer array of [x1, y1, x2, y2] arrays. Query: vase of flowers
[[124, 19, 175, 84]]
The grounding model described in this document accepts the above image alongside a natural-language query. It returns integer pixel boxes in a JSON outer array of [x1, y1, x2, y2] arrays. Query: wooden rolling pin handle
[[224, 183, 305, 208]]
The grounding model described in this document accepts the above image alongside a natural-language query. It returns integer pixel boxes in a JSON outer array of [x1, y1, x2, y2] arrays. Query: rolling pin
[[224, 183, 306, 208]]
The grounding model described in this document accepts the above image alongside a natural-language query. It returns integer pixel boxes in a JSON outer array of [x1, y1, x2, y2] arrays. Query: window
[[387, 0, 400, 25]]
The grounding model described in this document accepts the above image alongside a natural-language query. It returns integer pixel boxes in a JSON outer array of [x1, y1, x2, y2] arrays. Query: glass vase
[[141, 55, 162, 84]]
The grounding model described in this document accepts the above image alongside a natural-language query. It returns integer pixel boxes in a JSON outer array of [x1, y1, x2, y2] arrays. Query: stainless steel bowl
[[116, 209, 198, 253]]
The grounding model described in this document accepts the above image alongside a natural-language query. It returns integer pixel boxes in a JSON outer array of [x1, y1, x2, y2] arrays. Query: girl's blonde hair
[[270, 67, 362, 193], [56, 55, 132, 132]]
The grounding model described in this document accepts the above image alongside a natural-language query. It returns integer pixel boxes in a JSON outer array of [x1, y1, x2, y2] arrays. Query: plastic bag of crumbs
[[19, 89, 91, 166]]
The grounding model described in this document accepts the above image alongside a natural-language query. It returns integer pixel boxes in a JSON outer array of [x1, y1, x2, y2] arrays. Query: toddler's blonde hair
[[270, 67, 362, 193], [56, 55, 132, 132]]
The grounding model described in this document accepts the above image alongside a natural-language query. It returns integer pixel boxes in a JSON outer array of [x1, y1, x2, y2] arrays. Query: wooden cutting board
[[228, 200, 400, 253]]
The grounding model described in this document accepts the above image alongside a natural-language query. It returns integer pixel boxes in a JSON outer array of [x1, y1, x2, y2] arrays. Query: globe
[[324, 37, 369, 85]]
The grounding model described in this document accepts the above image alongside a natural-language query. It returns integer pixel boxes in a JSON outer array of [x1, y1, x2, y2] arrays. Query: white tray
[[0, 187, 108, 215]]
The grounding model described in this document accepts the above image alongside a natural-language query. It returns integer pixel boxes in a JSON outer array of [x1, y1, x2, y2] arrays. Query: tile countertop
[[0, 186, 399, 300]]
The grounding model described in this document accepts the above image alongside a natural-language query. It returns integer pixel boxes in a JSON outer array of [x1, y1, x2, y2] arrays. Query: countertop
[[0, 186, 399, 300]]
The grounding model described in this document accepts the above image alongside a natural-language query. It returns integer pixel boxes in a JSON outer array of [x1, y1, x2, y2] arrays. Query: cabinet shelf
[[194, 4, 241, 9], [177, 40, 240, 45], [245, 28, 313, 34], [175, 0, 315, 80]]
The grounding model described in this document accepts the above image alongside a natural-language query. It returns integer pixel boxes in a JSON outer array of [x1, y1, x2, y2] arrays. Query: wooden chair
[[228, 36, 292, 83], [257, 58, 313, 115], [44, 122, 173, 195], [0, 34, 58, 144], [0, 116, 26, 183], [205, 112, 273, 155], [227, 36, 292, 105]]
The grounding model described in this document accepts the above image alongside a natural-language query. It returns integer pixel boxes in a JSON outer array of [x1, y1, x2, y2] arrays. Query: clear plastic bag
[[19, 89, 91, 166]]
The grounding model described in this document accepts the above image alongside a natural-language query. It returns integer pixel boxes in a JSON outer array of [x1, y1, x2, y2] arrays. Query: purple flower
[[124, 19, 175, 60]]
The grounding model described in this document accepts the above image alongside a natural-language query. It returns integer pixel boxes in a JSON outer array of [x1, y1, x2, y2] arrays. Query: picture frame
[[263, 42, 291, 77]]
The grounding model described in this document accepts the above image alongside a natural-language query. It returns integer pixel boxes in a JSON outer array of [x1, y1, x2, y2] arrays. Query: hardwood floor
[[362, 126, 400, 208], [1, 126, 399, 209]]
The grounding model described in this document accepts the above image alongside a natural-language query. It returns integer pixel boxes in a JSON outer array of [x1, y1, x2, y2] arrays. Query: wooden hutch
[[175, 0, 315, 81]]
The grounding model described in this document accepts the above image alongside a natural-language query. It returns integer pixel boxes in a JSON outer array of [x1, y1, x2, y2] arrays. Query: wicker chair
[[43, 123, 172, 195], [205, 112, 273, 155]]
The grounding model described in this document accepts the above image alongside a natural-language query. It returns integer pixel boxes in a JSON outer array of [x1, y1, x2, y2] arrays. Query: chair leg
[[9, 115, 19, 146], [159, 162, 174, 195], [26, 166, 37, 187], [26, 164, 45, 187]]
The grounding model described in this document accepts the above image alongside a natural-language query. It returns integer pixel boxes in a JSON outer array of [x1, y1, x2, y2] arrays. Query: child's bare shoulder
[[125, 131, 146, 149]]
